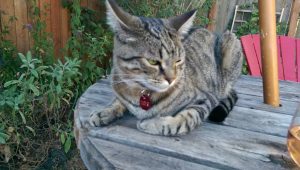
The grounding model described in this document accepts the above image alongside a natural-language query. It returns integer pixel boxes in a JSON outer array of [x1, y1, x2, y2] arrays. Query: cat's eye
[[147, 59, 159, 65]]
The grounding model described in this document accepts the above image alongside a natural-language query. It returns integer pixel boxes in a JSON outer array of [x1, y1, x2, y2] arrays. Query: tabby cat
[[89, 0, 243, 136]]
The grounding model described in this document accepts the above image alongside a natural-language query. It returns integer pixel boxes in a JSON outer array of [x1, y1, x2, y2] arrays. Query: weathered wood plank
[[39, 0, 52, 33], [288, 0, 300, 37], [75, 76, 299, 169], [88, 121, 297, 170], [252, 34, 262, 73], [14, 0, 30, 54], [80, 0, 88, 7], [280, 36, 297, 81], [225, 106, 292, 137], [0, 0, 17, 44], [238, 75, 300, 93], [235, 76, 300, 102], [235, 84, 300, 102], [50, 0, 62, 58], [79, 138, 115, 170], [240, 35, 261, 76], [297, 39, 300, 82], [60, 7, 70, 54], [237, 93, 298, 115], [277, 38, 284, 80], [88, 137, 217, 170]]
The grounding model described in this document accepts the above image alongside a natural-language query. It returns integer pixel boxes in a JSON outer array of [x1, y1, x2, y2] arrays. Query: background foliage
[[235, 3, 288, 38], [116, 0, 213, 26]]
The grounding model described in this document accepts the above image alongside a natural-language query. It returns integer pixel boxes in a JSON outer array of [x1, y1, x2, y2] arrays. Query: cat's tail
[[219, 31, 243, 92], [208, 89, 238, 122]]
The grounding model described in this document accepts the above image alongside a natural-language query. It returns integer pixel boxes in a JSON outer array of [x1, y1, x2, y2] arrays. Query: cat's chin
[[141, 81, 172, 93], [148, 86, 170, 93]]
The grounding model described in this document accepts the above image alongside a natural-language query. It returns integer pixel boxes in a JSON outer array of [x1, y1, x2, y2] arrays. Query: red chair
[[240, 34, 300, 82]]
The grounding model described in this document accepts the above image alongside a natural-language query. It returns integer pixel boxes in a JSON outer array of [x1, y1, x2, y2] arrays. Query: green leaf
[[62, 98, 70, 105], [4, 80, 19, 87], [64, 137, 71, 153], [18, 74, 25, 81], [64, 89, 74, 96], [56, 85, 62, 94], [26, 51, 32, 61], [36, 66, 49, 72], [0, 132, 9, 144], [5, 101, 14, 107], [19, 111, 26, 124], [60, 133, 66, 144], [29, 84, 40, 96], [16, 94, 25, 103], [25, 126, 36, 136], [18, 53, 27, 63], [31, 70, 39, 78], [0, 137, 5, 144]]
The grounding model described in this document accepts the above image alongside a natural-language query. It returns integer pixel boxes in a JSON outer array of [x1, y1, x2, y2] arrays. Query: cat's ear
[[106, 0, 140, 32], [169, 10, 197, 36]]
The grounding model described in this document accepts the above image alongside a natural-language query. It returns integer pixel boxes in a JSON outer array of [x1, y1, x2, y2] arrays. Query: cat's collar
[[140, 90, 152, 110]]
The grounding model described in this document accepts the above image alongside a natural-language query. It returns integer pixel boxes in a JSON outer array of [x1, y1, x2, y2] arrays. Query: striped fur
[[89, 0, 243, 136]]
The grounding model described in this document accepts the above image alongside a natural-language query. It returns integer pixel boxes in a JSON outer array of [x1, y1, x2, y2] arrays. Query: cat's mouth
[[138, 79, 175, 92]]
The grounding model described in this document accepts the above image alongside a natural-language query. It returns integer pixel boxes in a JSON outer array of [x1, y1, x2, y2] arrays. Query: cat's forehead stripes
[[140, 17, 164, 39], [140, 17, 178, 59]]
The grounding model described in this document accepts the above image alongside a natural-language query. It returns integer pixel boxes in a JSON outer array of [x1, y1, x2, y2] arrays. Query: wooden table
[[74, 76, 300, 170]]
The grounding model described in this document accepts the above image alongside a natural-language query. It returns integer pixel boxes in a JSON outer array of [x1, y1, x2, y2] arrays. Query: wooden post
[[258, 0, 280, 107], [207, 0, 218, 32], [288, 0, 300, 37]]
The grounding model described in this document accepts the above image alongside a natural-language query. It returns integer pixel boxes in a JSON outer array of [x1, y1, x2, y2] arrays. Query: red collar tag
[[140, 92, 152, 110]]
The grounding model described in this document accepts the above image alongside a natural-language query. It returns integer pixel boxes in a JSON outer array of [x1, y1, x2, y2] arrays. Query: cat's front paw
[[137, 118, 161, 135], [89, 109, 116, 127], [137, 117, 175, 136]]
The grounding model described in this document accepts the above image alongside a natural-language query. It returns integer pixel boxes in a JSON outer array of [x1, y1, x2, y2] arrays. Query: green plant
[[235, 3, 288, 75], [236, 3, 288, 38], [0, 14, 19, 86], [66, 0, 113, 91], [116, 0, 214, 27], [0, 51, 81, 164], [29, 0, 55, 64]]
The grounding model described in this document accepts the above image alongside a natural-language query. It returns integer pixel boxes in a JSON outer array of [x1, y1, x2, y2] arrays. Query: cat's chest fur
[[112, 78, 196, 119]]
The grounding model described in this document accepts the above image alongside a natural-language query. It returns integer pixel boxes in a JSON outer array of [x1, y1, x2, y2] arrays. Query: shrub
[[0, 0, 111, 168], [236, 3, 288, 38], [116, 0, 213, 26]]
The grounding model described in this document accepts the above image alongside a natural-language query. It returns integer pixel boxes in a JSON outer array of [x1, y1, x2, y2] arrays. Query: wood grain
[[252, 34, 262, 72], [297, 39, 300, 82], [14, 0, 29, 53], [277, 37, 284, 80], [88, 123, 295, 170], [50, 0, 61, 58], [240, 35, 261, 76], [288, 0, 300, 37], [39, 0, 52, 34], [280, 36, 297, 81], [89, 137, 216, 170], [74, 76, 299, 169], [0, 0, 16, 44], [60, 7, 70, 55]]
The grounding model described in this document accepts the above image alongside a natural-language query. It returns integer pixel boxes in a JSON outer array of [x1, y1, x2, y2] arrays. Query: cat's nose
[[165, 77, 176, 85]]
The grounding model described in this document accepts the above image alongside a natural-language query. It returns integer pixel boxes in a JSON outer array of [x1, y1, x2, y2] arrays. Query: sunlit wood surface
[[74, 76, 300, 170]]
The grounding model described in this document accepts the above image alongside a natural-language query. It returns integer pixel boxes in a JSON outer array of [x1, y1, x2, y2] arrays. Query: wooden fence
[[215, 0, 293, 33], [0, 0, 104, 57]]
